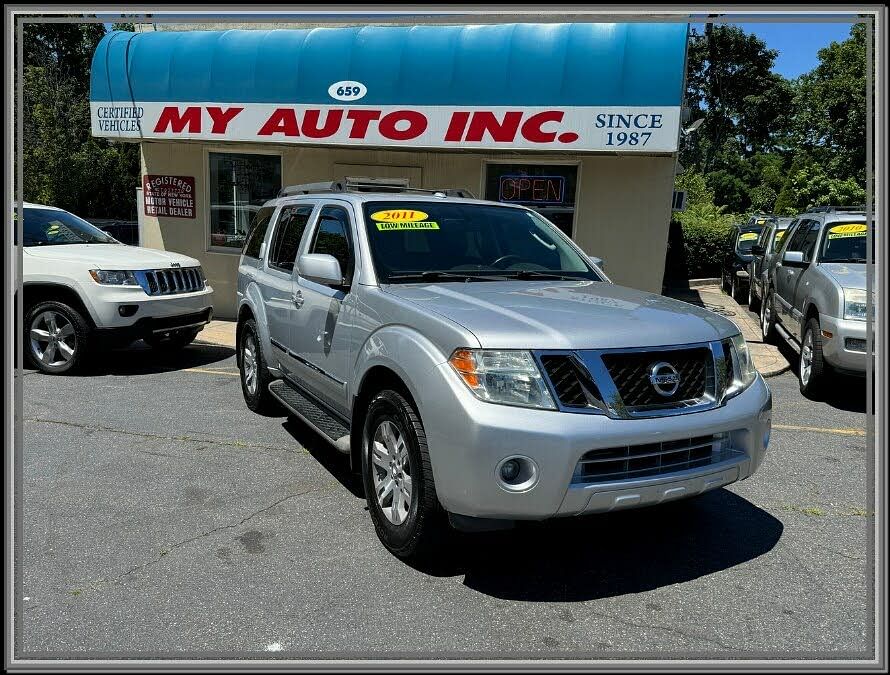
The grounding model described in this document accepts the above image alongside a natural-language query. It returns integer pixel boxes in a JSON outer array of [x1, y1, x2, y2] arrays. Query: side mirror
[[782, 250, 806, 266], [588, 255, 605, 270], [298, 253, 343, 286], [751, 245, 765, 256]]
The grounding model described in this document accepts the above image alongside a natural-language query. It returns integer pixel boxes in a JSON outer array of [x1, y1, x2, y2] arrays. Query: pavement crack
[[24, 417, 307, 455]]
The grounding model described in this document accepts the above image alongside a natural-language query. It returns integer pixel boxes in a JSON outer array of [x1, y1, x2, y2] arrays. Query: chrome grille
[[572, 433, 739, 484], [135, 267, 204, 296], [600, 347, 711, 407]]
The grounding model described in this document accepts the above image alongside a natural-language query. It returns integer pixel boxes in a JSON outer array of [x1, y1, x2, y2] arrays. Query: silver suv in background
[[236, 179, 772, 560], [747, 216, 795, 313], [760, 207, 873, 397]]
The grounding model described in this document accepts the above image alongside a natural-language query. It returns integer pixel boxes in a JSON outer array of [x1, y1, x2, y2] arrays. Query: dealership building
[[90, 21, 689, 318]]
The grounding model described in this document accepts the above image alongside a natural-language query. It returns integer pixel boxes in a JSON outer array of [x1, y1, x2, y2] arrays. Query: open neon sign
[[498, 175, 566, 205]]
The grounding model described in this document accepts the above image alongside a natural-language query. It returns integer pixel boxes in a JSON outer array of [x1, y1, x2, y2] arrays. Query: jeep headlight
[[448, 349, 556, 410], [843, 288, 869, 321], [89, 269, 138, 286], [722, 333, 757, 399]]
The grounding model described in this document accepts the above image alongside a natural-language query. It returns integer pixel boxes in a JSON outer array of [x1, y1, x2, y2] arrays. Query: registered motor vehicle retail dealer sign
[[142, 175, 196, 218]]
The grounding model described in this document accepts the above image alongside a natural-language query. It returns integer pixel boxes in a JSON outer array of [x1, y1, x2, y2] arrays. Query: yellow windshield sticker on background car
[[756, 219, 766, 224], [376, 221, 440, 231], [827, 223, 868, 239], [739, 232, 759, 241], [774, 230, 786, 240], [370, 209, 429, 223]]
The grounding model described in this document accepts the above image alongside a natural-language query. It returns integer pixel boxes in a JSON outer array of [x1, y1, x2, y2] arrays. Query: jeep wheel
[[24, 301, 91, 374], [238, 318, 283, 416], [362, 388, 446, 560], [799, 317, 831, 399], [761, 290, 778, 344]]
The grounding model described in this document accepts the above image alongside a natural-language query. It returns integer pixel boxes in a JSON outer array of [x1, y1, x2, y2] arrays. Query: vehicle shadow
[[776, 340, 868, 413], [411, 489, 783, 602], [281, 416, 364, 498], [86, 341, 236, 376]]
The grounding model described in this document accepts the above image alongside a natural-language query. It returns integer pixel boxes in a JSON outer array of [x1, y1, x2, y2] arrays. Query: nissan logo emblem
[[648, 361, 681, 397]]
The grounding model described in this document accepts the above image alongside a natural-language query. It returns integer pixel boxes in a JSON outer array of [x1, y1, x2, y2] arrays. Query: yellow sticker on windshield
[[376, 221, 439, 231], [774, 230, 786, 240], [756, 219, 766, 224], [827, 223, 867, 239], [370, 209, 429, 223], [739, 232, 759, 241]]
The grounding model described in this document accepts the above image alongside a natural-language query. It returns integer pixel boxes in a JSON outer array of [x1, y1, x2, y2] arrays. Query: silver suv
[[761, 207, 873, 397], [236, 180, 772, 559]]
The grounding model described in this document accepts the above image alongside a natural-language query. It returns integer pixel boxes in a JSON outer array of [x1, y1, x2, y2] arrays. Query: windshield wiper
[[385, 271, 500, 283], [494, 270, 586, 281]]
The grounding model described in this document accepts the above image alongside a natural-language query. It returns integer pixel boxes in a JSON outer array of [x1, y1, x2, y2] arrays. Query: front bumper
[[819, 314, 871, 374], [419, 364, 772, 520]]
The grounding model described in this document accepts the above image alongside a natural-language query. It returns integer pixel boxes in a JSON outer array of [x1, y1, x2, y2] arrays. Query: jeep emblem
[[648, 362, 681, 397]]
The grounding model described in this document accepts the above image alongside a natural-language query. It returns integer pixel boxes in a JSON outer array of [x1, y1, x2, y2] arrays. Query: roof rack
[[805, 205, 866, 213], [278, 176, 475, 199]]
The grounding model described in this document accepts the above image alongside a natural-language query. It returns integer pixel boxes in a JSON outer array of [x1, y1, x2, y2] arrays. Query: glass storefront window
[[484, 163, 578, 238], [208, 152, 282, 251]]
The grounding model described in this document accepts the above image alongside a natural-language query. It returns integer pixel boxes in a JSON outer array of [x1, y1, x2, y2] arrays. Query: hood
[[24, 244, 199, 268], [820, 262, 867, 290], [384, 280, 740, 350]]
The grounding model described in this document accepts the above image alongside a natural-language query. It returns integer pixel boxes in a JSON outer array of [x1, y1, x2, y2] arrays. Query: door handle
[[291, 290, 304, 307]]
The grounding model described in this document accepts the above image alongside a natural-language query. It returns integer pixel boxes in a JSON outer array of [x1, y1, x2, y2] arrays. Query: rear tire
[[747, 278, 761, 313], [238, 318, 283, 416], [761, 290, 778, 345], [362, 388, 447, 561], [24, 300, 91, 375], [799, 317, 831, 399]]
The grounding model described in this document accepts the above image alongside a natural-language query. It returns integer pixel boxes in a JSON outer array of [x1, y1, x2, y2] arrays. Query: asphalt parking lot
[[16, 328, 873, 659]]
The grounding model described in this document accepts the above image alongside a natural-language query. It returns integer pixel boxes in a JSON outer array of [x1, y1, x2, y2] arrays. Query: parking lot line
[[181, 366, 240, 376], [773, 423, 866, 437]]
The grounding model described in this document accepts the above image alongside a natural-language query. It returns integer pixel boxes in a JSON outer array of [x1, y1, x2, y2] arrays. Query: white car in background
[[20, 202, 214, 374]]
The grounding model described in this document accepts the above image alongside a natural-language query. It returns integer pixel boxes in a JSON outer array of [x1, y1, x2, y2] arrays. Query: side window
[[758, 226, 772, 249], [242, 206, 276, 259], [799, 221, 823, 262], [268, 205, 314, 272], [784, 220, 810, 253], [309, 206, 353, 283]]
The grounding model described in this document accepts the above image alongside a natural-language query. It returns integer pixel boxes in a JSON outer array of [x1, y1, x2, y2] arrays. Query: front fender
[[239, 283, 273, 362], [352, 324, 467, 416]]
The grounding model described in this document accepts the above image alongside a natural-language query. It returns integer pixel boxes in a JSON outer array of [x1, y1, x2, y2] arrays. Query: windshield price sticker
[[827, 223, 868, 239], [376, 221, 439, 231], [370, 210, 429, 223], [739, 232, 759, 241], [775, 230, 786, 240]]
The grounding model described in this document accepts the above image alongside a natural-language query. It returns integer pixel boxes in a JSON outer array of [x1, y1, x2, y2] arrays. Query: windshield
[[23, 207, 116, 246], [819, 222, 873, 263], [362, 201, 601, 283], [736, 229, 761, 253]]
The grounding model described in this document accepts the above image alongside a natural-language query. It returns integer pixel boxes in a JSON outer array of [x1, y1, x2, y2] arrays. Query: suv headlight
[[722, 334, 757, 399], [843, 288, 869, 321], [89, 269, 138, 286], [448, 349, 556, 410]]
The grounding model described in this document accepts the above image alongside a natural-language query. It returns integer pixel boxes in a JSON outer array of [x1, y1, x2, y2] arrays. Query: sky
[[692, 21, 857, 79], [103, 18, 858, 81]]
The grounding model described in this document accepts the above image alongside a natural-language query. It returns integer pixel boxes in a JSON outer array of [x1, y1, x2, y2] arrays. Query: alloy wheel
[[761, 295, 771, 337], [29, 310, 76, 368], [370, 420, 413, 526], [242, 332, 258, 395], [800, 329, 814, 386]]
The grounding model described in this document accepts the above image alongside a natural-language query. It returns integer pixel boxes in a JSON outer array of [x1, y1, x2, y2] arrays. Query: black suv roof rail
[[278, 176, 475, 199], [805, 205, 866, 213]]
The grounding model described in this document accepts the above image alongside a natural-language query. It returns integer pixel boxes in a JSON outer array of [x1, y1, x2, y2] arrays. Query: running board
[[774, 322, 800, 351], [269, 379, 351, 454]]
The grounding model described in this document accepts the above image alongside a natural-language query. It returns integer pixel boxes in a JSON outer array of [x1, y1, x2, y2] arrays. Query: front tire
[[799, 317, 831, 399], [761, 290, 778, 344], [362, 388, 446, 560], [238, 318, 283, 415], [24, 300, 91, 375], [748, 278, 761, 313]]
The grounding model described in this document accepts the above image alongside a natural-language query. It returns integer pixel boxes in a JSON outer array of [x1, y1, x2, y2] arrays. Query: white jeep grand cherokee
[[20, 202, 214, 374]]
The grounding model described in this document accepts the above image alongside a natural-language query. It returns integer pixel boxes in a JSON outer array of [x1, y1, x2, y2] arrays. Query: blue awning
[[91, 23, 688, 107]]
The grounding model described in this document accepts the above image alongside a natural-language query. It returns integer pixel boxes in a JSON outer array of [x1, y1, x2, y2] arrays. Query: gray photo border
[[5, 3, 887, 671]]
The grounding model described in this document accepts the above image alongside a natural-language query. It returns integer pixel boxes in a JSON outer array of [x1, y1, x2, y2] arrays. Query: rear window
[[736, 229, 761, 252]]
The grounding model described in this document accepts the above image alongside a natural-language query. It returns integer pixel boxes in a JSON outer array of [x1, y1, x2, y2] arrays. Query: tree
[[792, 23, 869, 184], [21, 21, 140, 219]]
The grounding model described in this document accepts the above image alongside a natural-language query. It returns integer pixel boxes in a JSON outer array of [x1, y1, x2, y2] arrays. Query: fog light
[[118, 304, 138, 317], [500, 459, 520, 482]]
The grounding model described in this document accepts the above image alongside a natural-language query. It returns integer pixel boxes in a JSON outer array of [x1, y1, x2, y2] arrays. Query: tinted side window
[[269, 205, 314, 272], [242, 206, 276, 259], [799, 221, 823, 262], [784, 220, 811, 252], [310, 206, 353, 282]]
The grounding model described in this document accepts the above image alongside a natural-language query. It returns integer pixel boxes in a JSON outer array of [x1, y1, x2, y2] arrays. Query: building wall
[[140, 141, 675, 318]]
